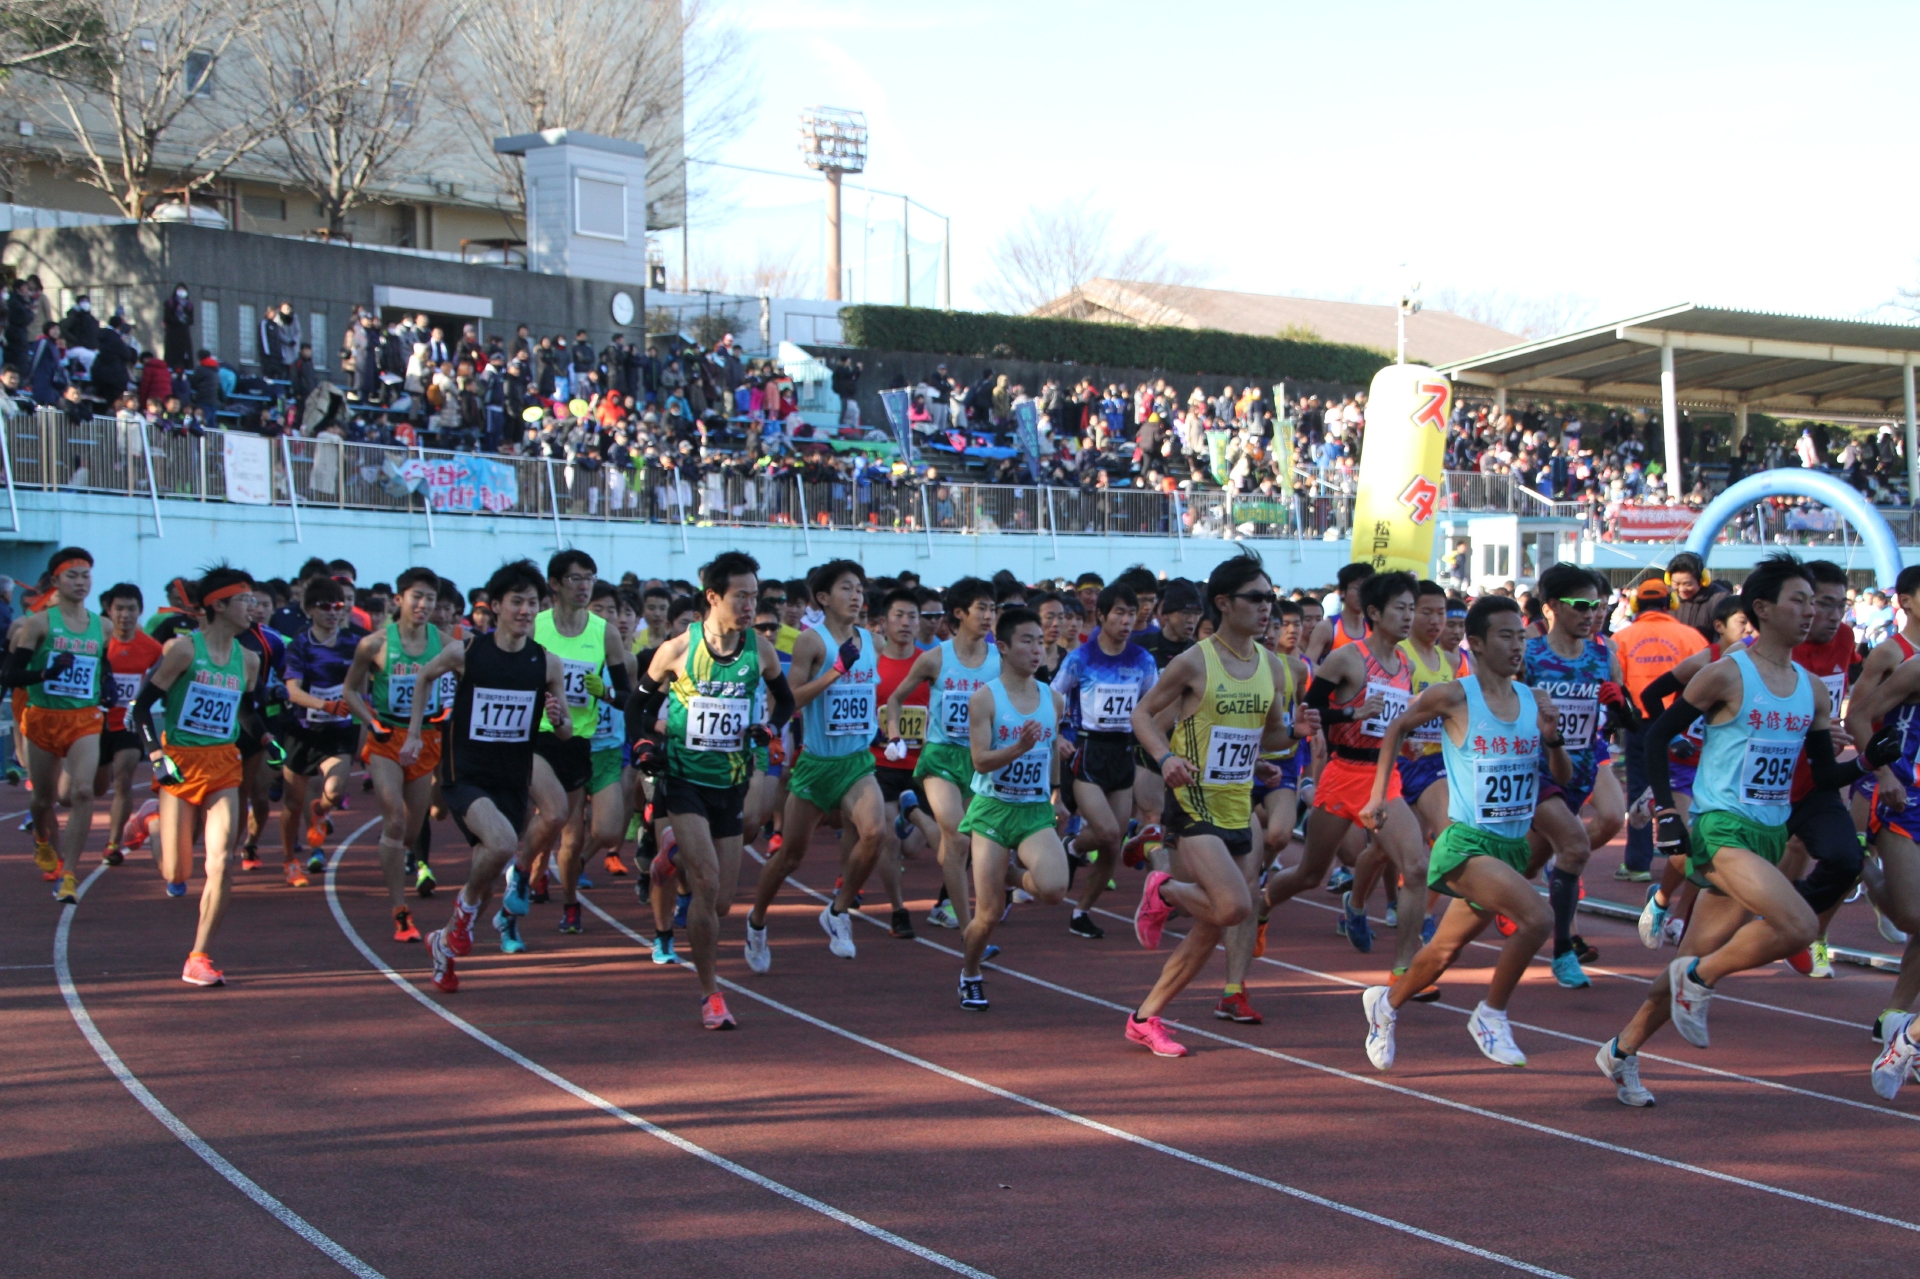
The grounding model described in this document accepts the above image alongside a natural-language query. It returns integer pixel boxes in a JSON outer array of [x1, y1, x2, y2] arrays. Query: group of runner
[[25, 539, 1920, 1105]]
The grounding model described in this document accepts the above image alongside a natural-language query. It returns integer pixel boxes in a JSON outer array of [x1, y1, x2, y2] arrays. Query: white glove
[[884, 737, 908, 762]]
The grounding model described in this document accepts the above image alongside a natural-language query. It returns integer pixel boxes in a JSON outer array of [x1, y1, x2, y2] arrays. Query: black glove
[[748, 723, 773, 747], [1866, 724, 1906, 771], [46, 651, 74, 679], [1654, 808, 1688, 850], [632, 733, 668, 776], [832, 635, 862, 676]]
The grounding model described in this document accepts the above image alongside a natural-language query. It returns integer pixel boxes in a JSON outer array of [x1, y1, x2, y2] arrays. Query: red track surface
[[12, 789, 1920, 1279]]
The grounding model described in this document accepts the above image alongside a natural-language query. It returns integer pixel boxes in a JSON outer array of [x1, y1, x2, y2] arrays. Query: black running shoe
[[890, 908, 915, 939], [959, 973, 988, 1011], [1068, 913, 1105, 940], [103, 847, 125, 867], [1571, 934, 1600, 965]]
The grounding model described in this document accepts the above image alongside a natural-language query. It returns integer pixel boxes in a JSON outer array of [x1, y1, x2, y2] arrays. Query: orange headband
[[52, 558, 89, 578], [203, 582, 252, 606]]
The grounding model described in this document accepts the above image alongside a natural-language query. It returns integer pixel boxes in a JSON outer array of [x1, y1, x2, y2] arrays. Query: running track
[[11, 793, 1920, 1278]]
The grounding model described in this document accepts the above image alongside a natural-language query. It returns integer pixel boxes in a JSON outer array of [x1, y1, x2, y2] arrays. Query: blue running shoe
[[674, 892, 691, 929], [983, 943, 1001, 961], [1065, 814, 1084, 840], [651, 935, 678, 965], [577, 874, 594, 891], [1421, 914, 1437, 945], [1343, 891, 1373, 953], [1326, 866, 1354, 894], [894, 811, 914, 840], [165, 881, 187, 898], [504, 865, 531, 917], [494, 910, 527, 955], [1551, 951, 1591, 989]]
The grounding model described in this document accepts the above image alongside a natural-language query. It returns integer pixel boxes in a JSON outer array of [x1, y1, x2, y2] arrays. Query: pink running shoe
[[1134, 870, 1173, 949], [122, 799, 159, 850], [1124, 1014, 1188, 1058]]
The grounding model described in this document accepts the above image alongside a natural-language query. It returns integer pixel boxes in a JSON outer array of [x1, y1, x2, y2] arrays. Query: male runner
[[404, 560, 571, 994], [8, 547, 106, 901], [508, 550, 632, 940], [745, 559, 887, 969], [1125, 550, 1303, 1057], [887, 576, 999, 933], [872, 585, 930, 938], [1613, 579, 1709, 882], [280, 575, 362, 884], [343, 567, 443, 943], [1265, 571, 1429, 977], [98, 582, 162, 871], [1359, 595, 1571, 1069], [630, 551, 792, 1028], [954, 607, 1070, 1009], [1303, 562, 1374, 662], [587, 585, 641, 880], [131, 566, 261, 986], [233, 588, 289, 873], [1598, 553, 1897, 1106], [1053, 583, 1158, 938]]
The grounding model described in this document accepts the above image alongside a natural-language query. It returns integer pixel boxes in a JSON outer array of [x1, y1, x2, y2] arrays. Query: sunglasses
[[754, 622, 780, 634], [1556, 597, 1603, 612], [1230, 591, 1279, 606], [919, 611, 944, 620]]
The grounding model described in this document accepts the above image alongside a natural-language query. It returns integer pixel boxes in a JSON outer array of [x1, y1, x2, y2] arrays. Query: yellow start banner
[[1348, 364, 1452, 574]]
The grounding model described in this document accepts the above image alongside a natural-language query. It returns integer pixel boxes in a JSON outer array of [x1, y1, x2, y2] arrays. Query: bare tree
[[243, 0, 466, 239], [0, 0, 108, 76], [451, 0, 755, 232], [13, 0, 281, 219], [1424, 286, 1596, 341], [689, 243, 810, 297], [981, 201, 1204, 318]]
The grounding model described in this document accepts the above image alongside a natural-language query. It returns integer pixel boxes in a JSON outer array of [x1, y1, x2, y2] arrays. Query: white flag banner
[[223, 432, 273, 505]]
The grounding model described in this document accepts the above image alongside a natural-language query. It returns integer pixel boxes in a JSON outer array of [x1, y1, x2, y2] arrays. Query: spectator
[[89, 315, 133, 405], [163, 283, 194, 369]]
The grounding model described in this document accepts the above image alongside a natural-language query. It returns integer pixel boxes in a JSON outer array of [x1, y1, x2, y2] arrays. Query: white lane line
[[578, 895, 1573, 1279], [55, 858, 388, 1279], [322, 843, 994, 1279], [0, 962, 54, 969], [1287, 891, 1868, 1030], [1093, 906, 1920, 1124], [747, 859, 1920, 1237]]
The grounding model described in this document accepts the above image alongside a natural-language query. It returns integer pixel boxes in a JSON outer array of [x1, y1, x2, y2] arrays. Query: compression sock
[[1223, 983, 1244, 996], [1548, 868, 1580, 956], [935, 883, 951, 907]]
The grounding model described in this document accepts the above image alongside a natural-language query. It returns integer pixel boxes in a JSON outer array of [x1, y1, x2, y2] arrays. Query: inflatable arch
[[1681, 469, 1903, 587]]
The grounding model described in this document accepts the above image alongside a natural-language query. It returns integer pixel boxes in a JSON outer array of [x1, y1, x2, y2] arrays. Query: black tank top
[[449, 632, 548, 791]]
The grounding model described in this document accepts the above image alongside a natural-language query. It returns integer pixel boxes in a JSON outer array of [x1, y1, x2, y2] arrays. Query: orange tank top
[[1327, 642, 1412, 754]]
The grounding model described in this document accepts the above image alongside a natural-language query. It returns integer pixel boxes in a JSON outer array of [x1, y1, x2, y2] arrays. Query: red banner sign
[[1612, 504, 1698, 541]]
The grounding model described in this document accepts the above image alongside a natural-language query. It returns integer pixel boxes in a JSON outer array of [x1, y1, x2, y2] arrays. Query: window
[[184, 50, 215, 98], [391, 82, 417, 126], [237, 303, 256, 364], [574, 173, 626, 241], [200, 300, 218, 358], [310, 313, 326, 368], [241, 194, 285, 221]]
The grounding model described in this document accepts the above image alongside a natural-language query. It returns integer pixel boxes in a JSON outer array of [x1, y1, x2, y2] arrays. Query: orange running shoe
[[1493, 914, 1517, 937], [306, 802, 330, 852], [701, 992, 737, 1030], [767, 833, 783, 854], [393, 908, 422, 943], [181, 952, 225, 987], [1253, 915, 1269, 958], [603, 853, 627, 877], [239, 847, 260, 872], [284, 859, 310, 888]]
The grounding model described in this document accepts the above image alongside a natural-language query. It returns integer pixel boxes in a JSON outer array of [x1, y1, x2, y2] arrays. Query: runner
[[745, 559, 887, 970], [233, 588, 289, 873], [508, 551, 633, 942], [97, 582, 163, 872], [1124, 550, 1302, 1057], [8, 548, 107, 903], [885, 576, 999, 934], [403, 560, 571, 994], [1303, 563, 1374, 662], [630, 551, 791, 1028], [130, 565, 262, 986], [871, 585, 929, 939], [954, 607, 1070, 1010], [343, 567, 443, 944], [1053, 583, 1159, 938], [1129, 578, 1205, 867], [1359, 594, 1572, 1069], [1265, 570, 1429, 978], [589, 586, 642, 880], [1613, 579, 1710, 885], [1598, 553, 1898, 1106], [279, 575, 363, 887]]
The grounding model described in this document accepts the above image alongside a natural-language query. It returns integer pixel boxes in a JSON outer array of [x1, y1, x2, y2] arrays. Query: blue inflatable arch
[[1681, 468, 1904, 587]]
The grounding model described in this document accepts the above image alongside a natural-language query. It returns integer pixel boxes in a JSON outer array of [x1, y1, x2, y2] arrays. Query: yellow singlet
[[1170, 636, 1275, 830], [1397, 638, 1458, 757]]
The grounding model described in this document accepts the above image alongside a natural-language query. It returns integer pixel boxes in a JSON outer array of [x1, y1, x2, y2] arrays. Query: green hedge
[[839, 305, 1393, 384]]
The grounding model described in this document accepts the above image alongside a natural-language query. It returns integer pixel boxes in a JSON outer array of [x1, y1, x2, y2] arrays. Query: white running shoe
[[1637, 886, 1666, 950], [1668, 957, 1713, 1048], [1383, 904, 1399, 928], [1871, 1013, 1919, 1101], [1660, 913, 1686, 947], [1362, 985, 1397, 1071], [744, 921, 771, 974], [1468, 1002, 1527, 1067], [820, 905, 856, 959], [926, 901, 959, 929], [1596, 1038, 1655, 1107], [1877, 905, 1910, 946], [1627, 787, 1654, 829]]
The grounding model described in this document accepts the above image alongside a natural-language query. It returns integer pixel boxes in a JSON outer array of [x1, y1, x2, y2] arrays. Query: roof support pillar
[[1660, 344, 1683, 501], [1905, 356, 1917, 504], [1733, 402, 1749, 452], [1494, 385, 1507, 419]]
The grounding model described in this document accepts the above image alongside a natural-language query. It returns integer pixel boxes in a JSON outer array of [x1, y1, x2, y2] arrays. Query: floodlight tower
[[799, 107, 867, 301]]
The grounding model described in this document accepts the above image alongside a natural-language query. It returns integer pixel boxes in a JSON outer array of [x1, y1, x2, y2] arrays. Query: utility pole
[[799, 108, 867, 302]]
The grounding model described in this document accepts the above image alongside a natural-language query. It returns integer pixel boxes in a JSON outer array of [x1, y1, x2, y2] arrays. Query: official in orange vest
[[1612, 580, 1707, 875]]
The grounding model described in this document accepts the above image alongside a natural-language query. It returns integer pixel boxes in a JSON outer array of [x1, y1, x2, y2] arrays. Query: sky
[[672, 0, 1920, 327]]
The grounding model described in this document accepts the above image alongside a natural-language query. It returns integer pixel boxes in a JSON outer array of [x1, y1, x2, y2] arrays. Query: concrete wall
[[0, 222, 646, 372], [0, 488, 1355, 604]]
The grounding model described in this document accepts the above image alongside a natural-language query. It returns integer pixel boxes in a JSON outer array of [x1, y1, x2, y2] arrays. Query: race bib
[[1819, 672, 1846, 711], [44, 653, 97, 701], [1741, 738, 1798, 808], [1202, 724, 1262, 785], [896, 705, 928, 748], [825, 684, 877, 737], [178, 682, 240, 739], [592, 697, 620, 749], [1407, 710, 1444, 745], [560, 659, 594, 707], [469, 687, 535, 742], [1554, 697, 1598, 748], [993, 750, 1050, 802], [942, 692, 972, 739], [436, 671, 458, 711], [1082, 683, 1138, 733], [1474, 756, 1537, 824], [1359, 680, 1410, 739], [387, 673, 417, 716], [112, 672, 142, 708], [306, 683, 348, 724], [687, 695, 749, 752]]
